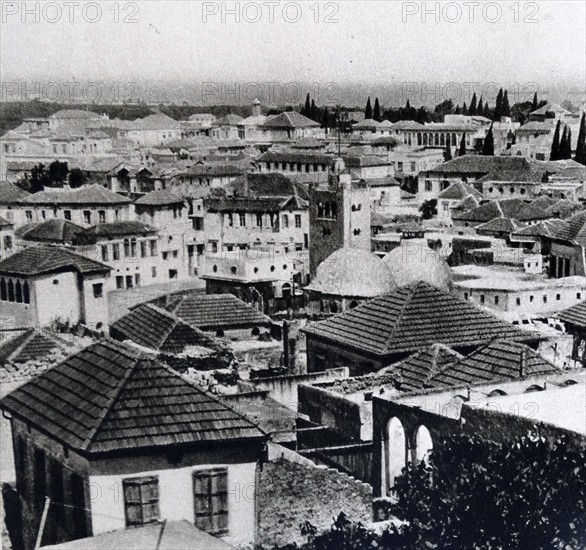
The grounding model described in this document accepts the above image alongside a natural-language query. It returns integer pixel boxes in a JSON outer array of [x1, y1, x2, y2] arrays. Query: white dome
[[383, 239, 452, 290], [309, 248, 396, 298]]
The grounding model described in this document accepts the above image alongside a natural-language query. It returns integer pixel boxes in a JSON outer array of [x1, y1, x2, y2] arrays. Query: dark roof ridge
[[383, 283, 420, 352], [80, 341, 149, 451]]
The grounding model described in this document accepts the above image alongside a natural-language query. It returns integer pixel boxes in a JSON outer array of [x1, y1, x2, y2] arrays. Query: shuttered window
[[123, 476, 160, 527], [193, 468, 229, 535]]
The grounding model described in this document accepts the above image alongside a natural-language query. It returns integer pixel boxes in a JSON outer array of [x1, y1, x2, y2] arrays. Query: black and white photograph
[[0, 1, 585, 548]]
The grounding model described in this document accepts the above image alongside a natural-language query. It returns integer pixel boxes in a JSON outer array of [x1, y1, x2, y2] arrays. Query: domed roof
[[308, 248, 396, 298], [383, 239, 452, 290]]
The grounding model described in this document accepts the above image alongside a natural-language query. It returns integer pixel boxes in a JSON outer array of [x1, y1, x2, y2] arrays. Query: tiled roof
[[517, 121, 554, 133], [352, 119, 381, 129], [344, 155, 391, 168], [425, 156, 530, 175], [216, 114, 244, 126], [438, 181, 482, 200], [452, 198, 527, 224], [475, 217, 524, 235], [22, 185, 131, 205], [111, 303, 224, 354], [531, 102, 571, 116], [0, 182, 30, 204], [49, 109, 101, 119], [302, 282, 539, 357], [262, 111, 320, 129], [73, 221, 158, 244], [511, 219, 567, 239], [558, 300, 586, 329], [130, 113, 182, 131], [547, 210, 586, 245], [392, 344, 464, 392], [515, 200, 552, 222], [181, 163, 246, 177], [427, 339, 560, 388], [0, 215, 14, 227], [134, 188, 184, 206], [18, 219, 84, 243], [153, 292, 271, 329], [0, 329, 69, 366], [226, 173, 309, 201], [544, 200, 584, 219], [390, 120, 425, 130], [0, 245, 110, 276], [0, 340, 266, 454], [257, 151, 333, 165], [204, 196, 294, 213]]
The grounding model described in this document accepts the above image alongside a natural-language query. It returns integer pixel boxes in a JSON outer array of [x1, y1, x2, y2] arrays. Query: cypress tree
[[373, 98, 381, 122], [321, 106, 330, 129], [503, 90, 511, 118], [495, 88, 503, 120], [365, 97, 373, 120], [560, 126, 572, 159], [303, 93, 311, 117], [482, 123, 495, 155], [469, 93, 478, 116], [531, 92, 538, 112], [444, 141, 453, 161], [477, 97, 484, 117], [483, 103, 491, 119], [567, 127, 573, 159], [459, 133, 467, 156], [455, 104, 462, 115], [550, 120, 562, 161], [310, 99, 318, 121], [462, 102, 468, 115], [575, 113, 586, 165]]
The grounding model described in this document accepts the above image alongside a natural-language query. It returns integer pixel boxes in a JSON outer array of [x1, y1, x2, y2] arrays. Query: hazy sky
[[1, 1, 585, 91]]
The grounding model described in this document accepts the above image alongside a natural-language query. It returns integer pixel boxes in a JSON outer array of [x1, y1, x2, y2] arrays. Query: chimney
[[519, 349, 527, 378]]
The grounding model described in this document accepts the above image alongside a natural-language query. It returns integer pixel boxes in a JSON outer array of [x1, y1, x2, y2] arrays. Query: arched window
[[525, 384, 544, 393], [0, 278, 6, 301], [15, 280, 23, 303], [415, 425, 433, 464], [123, 238, 130, 257], [385, 417, 407, 495], [231, 266, 237, 274], [440, 134, 445, 146], [7, 279, 15, 302], [329, 301, 338, 314], [452, 133, 457, 146], [423, 133, 428, 146], [488, 389, 507, 397]]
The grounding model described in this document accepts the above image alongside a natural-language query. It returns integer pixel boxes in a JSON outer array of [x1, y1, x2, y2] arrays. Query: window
[[130, 238, 137, 257], [516, 297, 521, 306], [123, 238, 130, 257], [162, 252, 169, 260], [140, 241, 147, 258], [283, 215, 289, 228], [116, 276, 124, 289], [543, 295, 548, 303], [494, 295, 499, 305], [98, 210, 106, 223], [152, 267, 157, 278], [83, 211, 91, 224], [227, 213, 234, 227], [239, 213, 246, 227], [112, 243, 120, 261], [464, 292, 469, 300], [93, 283, 103, 298], [101, 245, 108, 262], [425, 180, 432, 192], [126, 275, 133, 289], [410, 162, 416, 172], [480, 295, 485, 304], [135, 274, 141, 287], [295, 214, 302, 228], [123, 477, 160, 527], [193, 469, 228, 536], [256, 213, 263, 227], [577, 293, 582, 300], [41, 210, 46, 220], [25, 210, 33, 221], [150, 240, 158, 256], [556, 293, 561, 301], [530, 295, 534, 303]]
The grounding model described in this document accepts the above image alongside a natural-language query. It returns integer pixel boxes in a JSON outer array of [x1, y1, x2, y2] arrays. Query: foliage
[[19, 160, 70, 193], [551, 120, 562, 160], [365, 97, 373, 120], [481, 123, 495, 155], [419, 199, 437, 220], [268, 433, 586, 550], [68, 167, 86, 188], [575, 113, 586, 166]]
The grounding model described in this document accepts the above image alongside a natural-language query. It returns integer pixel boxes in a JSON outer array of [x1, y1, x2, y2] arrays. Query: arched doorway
[[414, 425, 433, 464], [384, 417, 407, 495]]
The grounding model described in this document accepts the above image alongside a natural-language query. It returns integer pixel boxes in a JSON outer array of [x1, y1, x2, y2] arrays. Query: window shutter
[[193, 469, 228, 535]]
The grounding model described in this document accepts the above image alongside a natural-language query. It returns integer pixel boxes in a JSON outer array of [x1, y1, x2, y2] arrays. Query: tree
[[550, 120, 562, 160], [495, 88, 504, 120], [310, 99, 318, 121], [320, 106, 330, 129], [444, 141, 453, 161], [462, 101, 468, 115], [575, 113, 586, 165], [469, 93, 477, 116], [68, 168, 86, 188], [503, 90, 511, 117], [459, 133, 467, 156], [365, 96, 373, 119], [477, 96, 484, 117], [531, 92, 539, 112], [481, 123, 495, 155], [419, 199, 438, 220], [560, 125, 572, 159], [373, 98, 381, 121], [48, 160, 69, 186], [303, 93, 311, 117], [483, 102, 491, 120], [455, 104, 462, 115]]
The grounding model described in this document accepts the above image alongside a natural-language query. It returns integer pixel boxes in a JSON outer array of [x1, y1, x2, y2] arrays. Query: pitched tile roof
[[216, 114, 244, 126], [426, 339, 560, 388], [49, 109, 100, 120], [557, 300, 586, 329], [130, 113, 182, 130], [390, 344, 464, 392], [302, 282, 539, 357], [181, 163, 246, 177], [0, 339, 266, 454], [0, 329, 69, 366], [511, 219, 567, 239], [0, 245, 111, 276], [18, 219, 84, 244], [475, 217, 525, 235], [152, 292, 271, 329], [544, 199, 584, 219], [111, 303, 224, 354], [257, 151, 333, 165], [226, 173, 309, 201], [73, 221, 158, 244], [134, 188, 184, 206], [0, 182, 30, 204], [262, 111, 320, 129], [514, 200, 552, 222], [425, 156, 530, 176], [451, 198, 527, 224], [438, 181, 482, 200], [22, 184, 131, 205]]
